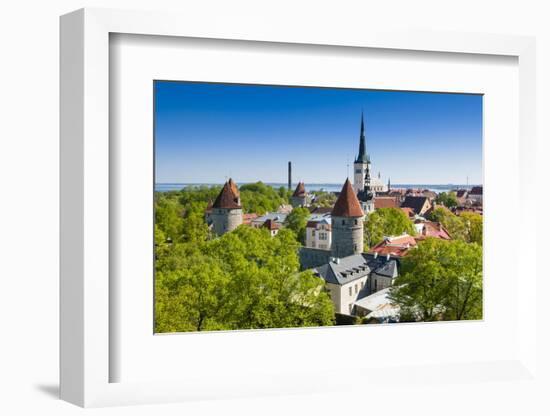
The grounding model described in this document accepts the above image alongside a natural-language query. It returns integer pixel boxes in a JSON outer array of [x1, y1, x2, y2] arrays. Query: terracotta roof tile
[[212, 181, 241, 209], [228, 178, 240, 197], [374, 197, 399, 209], [331, 179, 364, 217]]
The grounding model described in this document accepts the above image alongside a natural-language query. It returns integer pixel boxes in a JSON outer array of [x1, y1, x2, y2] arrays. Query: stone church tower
[[210, 178, 243, 235], [353, 112, 371, 194], [331, 178, 365, 258], [354, 113, 375, 214]]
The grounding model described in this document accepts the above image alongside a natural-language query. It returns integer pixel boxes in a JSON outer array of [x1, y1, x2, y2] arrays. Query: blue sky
[[154, 81, 482, 185]]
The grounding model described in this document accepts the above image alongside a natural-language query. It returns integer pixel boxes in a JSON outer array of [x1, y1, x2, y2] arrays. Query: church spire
[[355, 111, 369, 164]]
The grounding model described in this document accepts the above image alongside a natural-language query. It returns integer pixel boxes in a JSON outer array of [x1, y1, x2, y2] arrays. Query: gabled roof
[[369, 234, 417, 257], [292, 182, 306, 197], [416, 221, 451, 240], [456, 189, 468, 198], [212, 181, 241, 209], [331, 179, 364, 218], [313, 253, 398, 285], [401, 196, 429, 214]]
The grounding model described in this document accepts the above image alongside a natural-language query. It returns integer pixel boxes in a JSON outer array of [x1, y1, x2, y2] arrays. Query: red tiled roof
[[374, 197, 399, 209], [242, 213, 258, 225], [331, 179, 364, 218], [416, 221, 451, 240], [212, 181, 241, 209], [228, 178, 240, 197], [292, 182, 306, 197], [369, 234, 417, 257]]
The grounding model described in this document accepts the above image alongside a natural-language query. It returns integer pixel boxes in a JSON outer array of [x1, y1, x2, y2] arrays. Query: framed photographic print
[[60, 8, 538, 408]]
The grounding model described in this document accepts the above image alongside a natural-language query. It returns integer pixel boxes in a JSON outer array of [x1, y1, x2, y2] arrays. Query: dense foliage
[[310, 190, 337, 208], [389, 238, 482, 321], [284, 207, 311, 244], [364, 207, 417, 248], [239, 182, 291, 214], [435, 191, 458, 208], [428, 207, 483, 244], [154, 186, 334, 332]]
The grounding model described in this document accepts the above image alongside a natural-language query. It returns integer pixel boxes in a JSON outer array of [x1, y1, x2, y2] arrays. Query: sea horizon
[[155, 182, 480, 194]]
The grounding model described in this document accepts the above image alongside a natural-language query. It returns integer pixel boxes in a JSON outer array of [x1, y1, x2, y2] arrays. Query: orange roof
[[228, 178, 240, 197], [369, 234, 417, 257], [331, 179, 364, 218], [292, 182, 306, 197], [374, 197, 399, 209], [212, 181, 241, 209], [416, 221, 451, 240], [242, 213, 258, 225]]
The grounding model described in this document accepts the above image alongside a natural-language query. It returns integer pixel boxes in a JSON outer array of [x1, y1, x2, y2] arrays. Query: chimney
[[288, 161, 292, 191]]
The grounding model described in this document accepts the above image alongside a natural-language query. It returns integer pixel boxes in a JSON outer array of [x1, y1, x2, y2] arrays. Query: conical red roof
[[212, 181, 241, 209], [228, 178, 240, 197], [331, 178, 364, 217], [292, 182, 306, 197]]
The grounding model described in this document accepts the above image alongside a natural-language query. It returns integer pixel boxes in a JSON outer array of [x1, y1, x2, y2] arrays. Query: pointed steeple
[[355, 112, 369, 164], [228, 177, 240, 198], [292, 181, 306, 197], [332, 178, 364, 217], [212, 180, 241, 209]]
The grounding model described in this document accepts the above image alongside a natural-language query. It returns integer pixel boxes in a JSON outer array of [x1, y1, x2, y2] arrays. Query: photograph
[[154, 81, 483, 332]]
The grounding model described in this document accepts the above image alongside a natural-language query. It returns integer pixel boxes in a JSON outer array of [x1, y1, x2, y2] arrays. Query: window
[[355, 284, 358, 294], [374, 279, 378, 291], [342, 219, 345, 225], [354, 244, 357, 251], [349, 287, 352, 296], [354, 219, 358, 225]]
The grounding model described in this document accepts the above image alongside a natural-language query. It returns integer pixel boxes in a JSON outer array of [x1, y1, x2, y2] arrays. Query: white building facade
[[304, 214, 332, 250]]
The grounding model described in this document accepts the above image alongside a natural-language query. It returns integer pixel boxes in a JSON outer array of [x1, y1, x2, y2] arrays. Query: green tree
[[389, 238, 482, 322], [240, 181, 288, 214], [364, 207, 416, 248], [459, 212, 483, 245], [427, 206, 467, 241], [310, 190, 337, 208], [155, 196, 184, 242], [436, 192, 458, 208], [284, 207, 310, 244], [155, 225, 335, 332], [428, 207, 482, 244]]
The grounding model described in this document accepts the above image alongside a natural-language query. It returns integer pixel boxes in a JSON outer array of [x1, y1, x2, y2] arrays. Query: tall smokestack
[[288, 161, 292, 191]]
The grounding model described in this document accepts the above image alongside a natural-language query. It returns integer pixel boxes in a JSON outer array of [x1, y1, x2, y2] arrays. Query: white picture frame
[[60, 8, 538, 408]]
